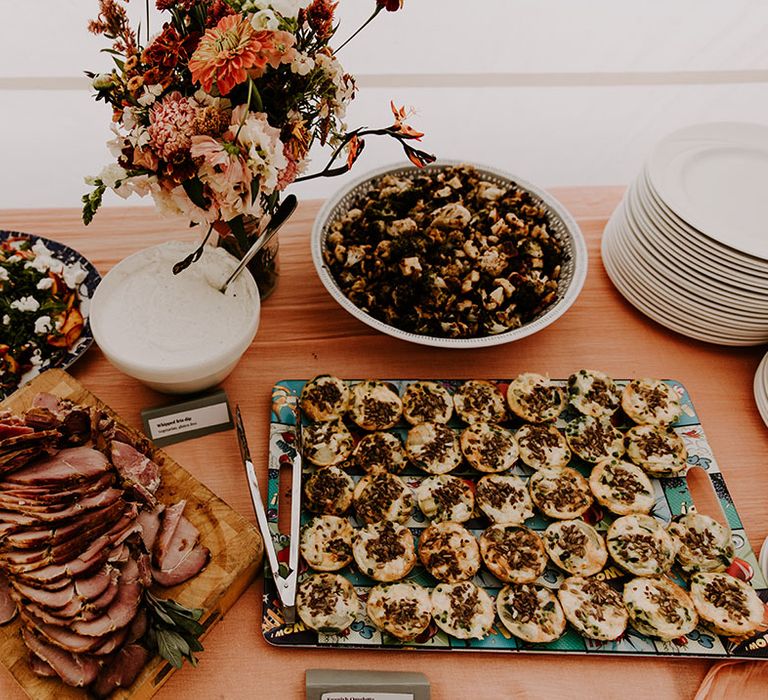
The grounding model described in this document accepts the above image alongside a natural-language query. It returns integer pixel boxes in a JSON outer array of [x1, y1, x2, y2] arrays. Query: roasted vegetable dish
[[323, 165, 565, 338], [0, 237, 87, 396]]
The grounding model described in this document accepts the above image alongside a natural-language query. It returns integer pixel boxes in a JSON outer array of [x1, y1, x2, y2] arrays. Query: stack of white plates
[[601, 122, 768, 346], [754, 351, 768, 427]]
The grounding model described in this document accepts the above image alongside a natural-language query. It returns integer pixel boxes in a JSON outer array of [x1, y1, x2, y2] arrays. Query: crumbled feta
[[10, 296, 40, 313], [29, 348, 43, 367], [2, 315, 9, 326], [0, 267, 8, 282], [34, 315, 52, 335], [31, 240, 52, 257], [63, 262, 87, 289], [36, 277, 54, 290], [6, 255, 20, 264]]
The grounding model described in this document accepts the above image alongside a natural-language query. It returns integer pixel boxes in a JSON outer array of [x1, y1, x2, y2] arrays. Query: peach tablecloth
[[1, 189, 766, 699]]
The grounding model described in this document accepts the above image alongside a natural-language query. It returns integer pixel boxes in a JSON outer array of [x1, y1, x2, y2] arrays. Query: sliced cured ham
[[92, 644, 150, 698], [152, 543, 210, 587], [154, 500, 187, 564], [5, 447, 110, 486], [111, 441, 161, 503], [137, 505, 164, 552], [21, 627, 99, 687], [0, 572, 17, 624], [0, 488, 123, 525], [29, 652, 57, 678]]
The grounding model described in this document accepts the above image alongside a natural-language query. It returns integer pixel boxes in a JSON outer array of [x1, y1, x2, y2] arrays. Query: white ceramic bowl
[[90, 242, 260, 394], [312, 161, 588, 348]]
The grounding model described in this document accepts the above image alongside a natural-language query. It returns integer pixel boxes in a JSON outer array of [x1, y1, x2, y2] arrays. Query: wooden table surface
[[1, 189, 767, 699]]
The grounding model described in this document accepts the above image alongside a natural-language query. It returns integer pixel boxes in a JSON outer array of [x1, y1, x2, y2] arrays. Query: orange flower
[[189, 15, 270, 96], [390, 101, 423, 139]]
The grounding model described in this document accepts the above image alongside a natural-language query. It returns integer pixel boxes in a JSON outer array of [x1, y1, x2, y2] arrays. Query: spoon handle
[[219, 195, 298, 293]]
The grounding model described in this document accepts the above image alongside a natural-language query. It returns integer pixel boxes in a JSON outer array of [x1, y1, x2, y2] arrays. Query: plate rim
[[310, 159, 588, 349]]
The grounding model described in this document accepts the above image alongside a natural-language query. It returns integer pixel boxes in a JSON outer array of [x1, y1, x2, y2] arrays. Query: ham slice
[[26, 393, 91, 446], [21, 628, 99, 687], [29, 653, 57, 678], [0, 473, 114, 505], [0, 572, 17, 624], [110, 441, 161, 503], [4, 499, 126, 549], [5, 447, 110, 486], [0, 488, 123, 526], [153, 500, 187, 565], [92, 644, 150, 697], [12, 580, 75, 610], [137, 505, 164, 552], [0, 423, 33, 440], [152, 543, 210, 587], [19, 608, 121, 653]]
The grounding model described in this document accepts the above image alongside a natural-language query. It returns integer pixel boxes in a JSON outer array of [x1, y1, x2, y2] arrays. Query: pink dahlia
[[147, 92, 197, 161]]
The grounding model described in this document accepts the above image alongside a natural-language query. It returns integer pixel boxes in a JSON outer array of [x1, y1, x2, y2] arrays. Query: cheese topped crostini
[[349, 380, 403, 431], [296, 573, 359, 633], [300, 375, 349, 421], [402, 381, 454, 425], [453, 380, 508, 424], [667, 512, 734, 573], [353, 520, 417, 582], [623, 576, 698, 640], [461, 422, 519, 473], [557, 576, 628, 641], [406, 422, 462, 475], [418, 521, 481, 582], [529, 467, 593, 520], [416, 474, 475, 523], [299, 515, 354, 572], [565, 415, 625, 464], [366, 581, 432, 641], [589, 458, 655, 516], [353, 471, 414, 525], [567, 369, 622, 418], [479, 524, 548, 584], [625, 425, 688, 478], [506, 373, 567, 423], [543, 519, 608, 577], [476, 474, 534, 524], [301, 419, 354, 467], [353, 431, 408, 474], [515, 423, 571, 470], [304, 465, 355, 515], [497, 583, 567, 643], [622, 379, 681, 426], [689, 572, 764, 637], [431, 581, 496, 640], [606, 514, 676, 576]]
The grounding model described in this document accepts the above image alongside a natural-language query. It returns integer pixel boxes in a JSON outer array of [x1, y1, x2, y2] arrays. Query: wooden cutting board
[[0, 369, 264, 699]]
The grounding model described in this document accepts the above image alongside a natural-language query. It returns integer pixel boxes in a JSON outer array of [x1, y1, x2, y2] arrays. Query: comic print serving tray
[[263, 378, 768, 659]]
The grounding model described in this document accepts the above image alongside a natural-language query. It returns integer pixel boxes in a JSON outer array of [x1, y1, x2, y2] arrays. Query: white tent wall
[[1, 0, 767, 208]]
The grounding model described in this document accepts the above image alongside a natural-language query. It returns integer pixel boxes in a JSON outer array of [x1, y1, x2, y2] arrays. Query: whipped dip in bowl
[[91, 241, 259, 393]]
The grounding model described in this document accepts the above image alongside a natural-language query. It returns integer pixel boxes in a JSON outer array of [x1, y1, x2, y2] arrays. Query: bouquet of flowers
[[83, 0, 433, 266]]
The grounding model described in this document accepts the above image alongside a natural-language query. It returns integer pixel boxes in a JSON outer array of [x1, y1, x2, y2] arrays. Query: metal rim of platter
[[311, 159, 589, 348]]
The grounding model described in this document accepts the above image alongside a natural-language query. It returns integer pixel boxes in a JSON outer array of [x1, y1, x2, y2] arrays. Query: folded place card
[[141, 389, 233, 447], [306, 670, 430, 700]]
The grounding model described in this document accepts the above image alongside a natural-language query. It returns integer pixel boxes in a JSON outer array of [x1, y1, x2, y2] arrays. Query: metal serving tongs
[[235, 404, 302, 623]]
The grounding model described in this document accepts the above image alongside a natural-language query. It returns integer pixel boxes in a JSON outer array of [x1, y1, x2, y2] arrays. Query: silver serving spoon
[[218, 195, 298, 294]]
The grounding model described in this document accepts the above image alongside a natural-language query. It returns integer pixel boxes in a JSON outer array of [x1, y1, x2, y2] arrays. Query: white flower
[[250, 9, 280, 30], [10, 296, 40, 313], [36, 277, 53, 290], [137, 83, 163, 107], [63, 262, 87, 289], [290, 52, 315, 76], [34, 316, 52, 335], [0, 267, 8, 282], [29, 348, 43, 368], [99, 163, 128, 190], [232, 107, 288, 194], [241, 0, 304, 18], [2, 315, 9, 326]]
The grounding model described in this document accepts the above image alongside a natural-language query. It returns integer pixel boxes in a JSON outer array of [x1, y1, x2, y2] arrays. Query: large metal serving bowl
[[311, 161, 588, 348]]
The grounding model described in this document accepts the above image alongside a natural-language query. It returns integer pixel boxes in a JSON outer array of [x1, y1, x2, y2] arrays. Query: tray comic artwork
[[263, 378, 768, 658]]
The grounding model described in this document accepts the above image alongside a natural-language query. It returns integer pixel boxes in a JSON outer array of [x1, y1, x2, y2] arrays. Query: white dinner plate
[[647, 122, 768, 260], [639, 168, 768, 275], [602, 221, 767, 344], [601, 222, 760, 344]]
